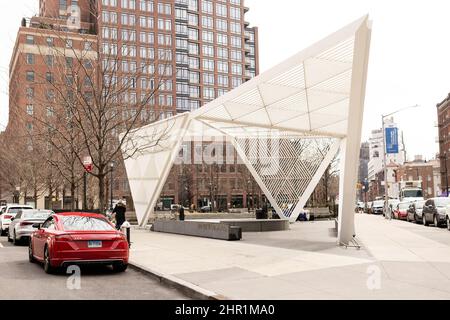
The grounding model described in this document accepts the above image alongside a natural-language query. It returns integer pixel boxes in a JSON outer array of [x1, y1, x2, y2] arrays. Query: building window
[[217, 33, 228, 46], [216, 3, 227, 17], [26, 87, 34, 98], [121, 0, 136, 10], [189, 71, 200, 84], [202, 16, 213, 29], [46, 106, 55, 117], [218, 74, 229, 87], [59, 0, 67, 10], [203, 87, 215, 100], [230, 49, 242, 61], [230, 7, 241, 20], [231, 63, 242, 75], [140, 0, 153, 12], [188, 28, 198, 41], [203, 73, 214, 85], [188, 13, 198, 26], [230, 36, 242, 48], [175, 8, 187, 20], [158, 3, 172, 15], [202, 45, 214, 57], [26, 53, 34, 65], [102, 0, 118, 6], [217, 61, 228, 73], [188, 0, 198, 11], [217, 47, 228, 59], [66, 57, 73, 68], [189, 86, 200, 98], [216, 19, 227, 32], [25, 35, 34, 44], [26, 104, 34, 115], [46, 72, 54, 83], [201, 0, 213, 14], [203, 59, 214, 71], [230, 21, 241, 34], [202, 30, 214, 43], [46, 37, 54, 47], [188, 43, 199, 56], [45, 55, 54, 67], [26, 71, 35, 82]]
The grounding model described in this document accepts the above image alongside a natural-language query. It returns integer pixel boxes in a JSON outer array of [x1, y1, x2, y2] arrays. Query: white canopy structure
[[121, 16, 372, 245]]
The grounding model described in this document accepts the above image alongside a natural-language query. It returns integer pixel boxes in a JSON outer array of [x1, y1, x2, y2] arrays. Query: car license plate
[[88, 240, 102, 248]]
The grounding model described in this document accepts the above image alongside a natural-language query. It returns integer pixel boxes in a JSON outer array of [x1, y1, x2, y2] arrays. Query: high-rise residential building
[[6, 0, 259, 210], [437, 93, 450, 195]]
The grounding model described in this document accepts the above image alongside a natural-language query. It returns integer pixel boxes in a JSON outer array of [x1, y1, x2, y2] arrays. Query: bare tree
[[8, 10, 173, 212]]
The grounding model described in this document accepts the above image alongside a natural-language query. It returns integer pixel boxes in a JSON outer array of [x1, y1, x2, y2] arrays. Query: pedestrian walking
[[112, 200, 127, 230]]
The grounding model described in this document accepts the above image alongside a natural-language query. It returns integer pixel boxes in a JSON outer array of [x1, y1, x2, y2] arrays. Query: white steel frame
[[120, 16, 372, 245]]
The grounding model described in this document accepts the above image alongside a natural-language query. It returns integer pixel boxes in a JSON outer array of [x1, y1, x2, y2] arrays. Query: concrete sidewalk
[[129, 215, 450, 300]]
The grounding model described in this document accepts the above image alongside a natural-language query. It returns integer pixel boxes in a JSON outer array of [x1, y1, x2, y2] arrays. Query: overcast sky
[[1, 0, 448, 161]]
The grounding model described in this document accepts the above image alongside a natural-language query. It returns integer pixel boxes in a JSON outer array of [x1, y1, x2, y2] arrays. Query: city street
[[0, 237, 190, 300]]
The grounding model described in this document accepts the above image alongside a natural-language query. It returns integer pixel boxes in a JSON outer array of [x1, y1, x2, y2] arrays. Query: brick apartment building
[[395, 156, 441, 199], [5, 0, 261, 211], [437, 93, 450, 195]]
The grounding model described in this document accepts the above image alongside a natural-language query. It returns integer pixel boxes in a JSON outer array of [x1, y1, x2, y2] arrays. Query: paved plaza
[[129, 214, 450, 300]]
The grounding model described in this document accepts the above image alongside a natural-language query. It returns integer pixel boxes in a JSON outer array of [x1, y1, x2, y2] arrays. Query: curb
[[129, 261, 228, 301]]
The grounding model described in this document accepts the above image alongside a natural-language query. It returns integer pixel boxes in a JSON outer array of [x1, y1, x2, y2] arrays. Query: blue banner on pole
[[385, 127, 399, 154]]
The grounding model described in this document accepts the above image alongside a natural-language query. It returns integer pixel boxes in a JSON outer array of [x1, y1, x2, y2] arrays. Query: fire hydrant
[[121, 221, 131, 248]]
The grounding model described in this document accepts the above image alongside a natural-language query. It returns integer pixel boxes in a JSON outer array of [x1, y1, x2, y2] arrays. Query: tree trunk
[[98, 173, 106, 214], [34, 185, 37, 208], [70, 180, 76, 211]]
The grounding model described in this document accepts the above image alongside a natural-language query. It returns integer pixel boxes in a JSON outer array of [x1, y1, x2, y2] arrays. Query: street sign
[[385, 127, 399, 154], [83, 156, 93, 173]]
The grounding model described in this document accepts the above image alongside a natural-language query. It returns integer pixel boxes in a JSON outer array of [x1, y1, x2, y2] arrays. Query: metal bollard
[[121, 221, 131, 248]]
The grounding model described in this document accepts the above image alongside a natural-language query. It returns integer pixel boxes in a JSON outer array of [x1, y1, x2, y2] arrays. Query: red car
[[393, 202, 411, 220], [29, 212, 129, 274]]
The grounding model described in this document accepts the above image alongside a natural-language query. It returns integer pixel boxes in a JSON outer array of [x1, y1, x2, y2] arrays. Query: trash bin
[[256, 209, 263, 219], [256, 209, 268, 220]]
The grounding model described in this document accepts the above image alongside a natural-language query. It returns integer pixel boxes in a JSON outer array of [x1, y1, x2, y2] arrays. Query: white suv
[[0, 204, 33, 236]]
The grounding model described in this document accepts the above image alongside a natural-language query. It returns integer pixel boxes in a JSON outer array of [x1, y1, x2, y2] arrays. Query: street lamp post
[[382, 105, 420, 217], [110, 162, 114, 211]]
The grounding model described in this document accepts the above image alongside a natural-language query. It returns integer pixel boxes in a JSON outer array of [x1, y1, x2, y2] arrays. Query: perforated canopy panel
[[120, 16, 372, 245]]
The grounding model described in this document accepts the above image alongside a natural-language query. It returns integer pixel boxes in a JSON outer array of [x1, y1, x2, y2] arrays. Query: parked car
[[0, 204, 33, 236], [7, 209, 53, 245], [422, 197, 450, 227], [29, 212, 129, 274], [393, 202, 411, 220], [200, 206, 211, 213], [406, 200, 426, 223], [371, 200, 384, 215]]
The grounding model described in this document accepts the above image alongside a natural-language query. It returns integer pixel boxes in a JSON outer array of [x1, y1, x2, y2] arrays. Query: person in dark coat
[[179, 205, 185, 221], [113, 200, 126, 230]]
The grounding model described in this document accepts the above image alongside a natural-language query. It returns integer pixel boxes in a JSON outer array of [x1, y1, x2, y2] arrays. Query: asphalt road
[[0, 237, 190, 300]]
